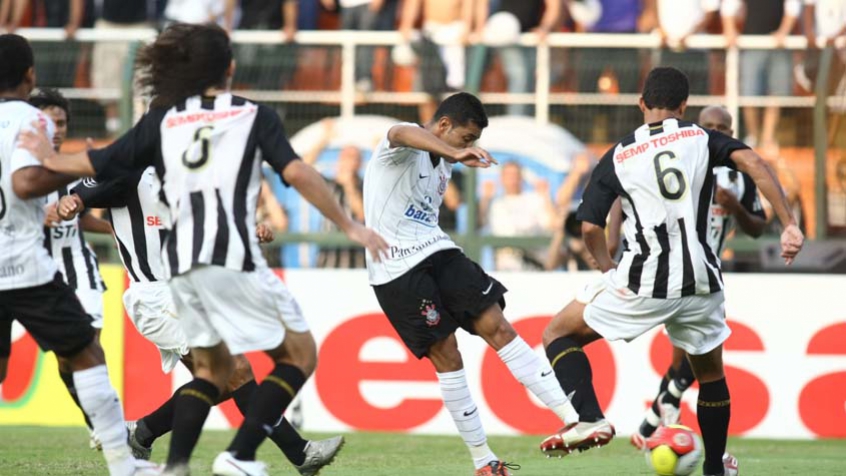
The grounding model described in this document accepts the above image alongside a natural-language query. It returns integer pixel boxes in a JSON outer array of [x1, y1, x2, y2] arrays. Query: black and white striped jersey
[[577, 118, 750, 299], [72, 167, 166, 283], [708, 167, 765, 256], [44, 180, 105, 292], [87, 94, 299, 277]]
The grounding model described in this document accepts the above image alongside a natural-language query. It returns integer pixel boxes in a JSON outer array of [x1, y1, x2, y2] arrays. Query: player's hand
[[780, 223, 804, 265], [345, 222, 390, 262], [57, 194, 84, 221], [256, 222, 275, 243], [452, 147, 497, 168], [44, 203, 61, 227], [714, 186, 739, 212], [17, 120, 56, 163]]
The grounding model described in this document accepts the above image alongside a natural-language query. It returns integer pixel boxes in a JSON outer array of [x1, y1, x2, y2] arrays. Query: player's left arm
[[577, 148, 620, 273], [79, 213, 113, 235]]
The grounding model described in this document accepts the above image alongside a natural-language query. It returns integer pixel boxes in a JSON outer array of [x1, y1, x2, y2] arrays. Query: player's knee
[[427, 337, 463, 372], [227, 355, 256, 389], [66, 340, 106, 371]]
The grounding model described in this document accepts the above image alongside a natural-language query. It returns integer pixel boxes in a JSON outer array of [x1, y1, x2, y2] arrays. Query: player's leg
[[665, 292, 735, 476], [0, 318, 11, 384], [8, 275, 154, 475], [633, 346, 697, 447]]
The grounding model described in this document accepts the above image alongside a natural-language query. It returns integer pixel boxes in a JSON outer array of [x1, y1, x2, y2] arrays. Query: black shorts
[[373, 249, 507, 359], [0, 273, 95, 358]]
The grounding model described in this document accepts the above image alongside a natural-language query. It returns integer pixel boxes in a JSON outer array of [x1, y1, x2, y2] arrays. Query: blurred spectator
[[577, 0, 647, 94], [257, 178, 289, 267], [302, 119, 367, 268], [439, 169, 463, 232], [480, 162, 555, 271], [92, 0, 154, 136], [650, 0, 719, 94], [484, 0, 561, 116], [545, 154, 598, 270], [803, 0, 846, 46], [322, 0, 394, 92], [234, 0, 299, 90], [801, 0, 846, 141], [759, 146, 807, 235], [722, 0, 800, 149], [163, 0, 235, 29]]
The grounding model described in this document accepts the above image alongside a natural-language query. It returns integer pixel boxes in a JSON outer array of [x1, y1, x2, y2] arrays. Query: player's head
[[501, 161, 523, 195], [0, 34, 36, 97], [429, 92, 488, 149], [698, 106, 733, 136], [135, 22, 234, 109], [30, 88, 70, 151], [640, 67, 689, 116]]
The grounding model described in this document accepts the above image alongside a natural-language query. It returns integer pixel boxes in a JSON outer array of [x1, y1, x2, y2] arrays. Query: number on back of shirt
[[653, 151, 687, 200], [182, 125, 214, 170]]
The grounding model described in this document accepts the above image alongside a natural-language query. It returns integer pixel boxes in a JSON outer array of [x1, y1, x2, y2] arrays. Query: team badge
[[437, 173, 448, 195], [419, 299, 441, 327]]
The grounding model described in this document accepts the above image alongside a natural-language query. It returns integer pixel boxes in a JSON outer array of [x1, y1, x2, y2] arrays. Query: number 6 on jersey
[[653, 151, 687, 200]]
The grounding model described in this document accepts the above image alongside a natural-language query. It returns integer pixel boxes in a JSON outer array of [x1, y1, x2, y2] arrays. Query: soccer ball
[[645, 425, 702, 476]]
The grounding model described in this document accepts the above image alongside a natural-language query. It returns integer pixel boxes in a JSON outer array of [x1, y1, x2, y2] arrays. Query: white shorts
[[580, 272, 731, 356], [76, 288, 104, 329], [169, 266, 309, 355], [124, 281, 189, 373]]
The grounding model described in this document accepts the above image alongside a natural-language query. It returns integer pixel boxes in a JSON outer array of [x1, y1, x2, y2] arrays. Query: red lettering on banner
[[799, 322, 846, 437], [316, 313, 441, 431], [2, 333, 39, 403], [649, 319, 770, 435], [481, 316, 616, 434]]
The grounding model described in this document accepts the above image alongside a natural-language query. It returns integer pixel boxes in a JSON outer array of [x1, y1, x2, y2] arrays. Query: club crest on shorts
[[419, 300, 440, 327]]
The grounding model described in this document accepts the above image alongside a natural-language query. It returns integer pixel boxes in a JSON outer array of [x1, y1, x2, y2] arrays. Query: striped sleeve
[[576, 147, 622, 228]]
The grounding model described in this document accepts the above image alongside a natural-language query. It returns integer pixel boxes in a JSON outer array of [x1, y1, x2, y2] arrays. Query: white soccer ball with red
[[645, 425, 702, 476]]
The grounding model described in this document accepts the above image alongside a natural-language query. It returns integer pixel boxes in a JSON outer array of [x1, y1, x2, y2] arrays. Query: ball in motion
[[645, 425, 702, 476]]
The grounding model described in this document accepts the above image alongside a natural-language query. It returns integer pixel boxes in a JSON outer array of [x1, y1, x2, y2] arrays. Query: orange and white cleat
[[540, 420, 616, 458], [474, 460, 520, 475], [629, 431, 647, 450]]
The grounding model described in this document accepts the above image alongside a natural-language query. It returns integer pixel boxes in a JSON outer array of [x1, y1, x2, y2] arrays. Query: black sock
[[697, 378, 730, 475], [232, 380, 308, 466], [640, 365, 678, 436], [136, 388, 182, 448], [662, 358, 697, 407], [227, 364, 307, 461], [59, 371, 94, 430], [166, 379, 220, 467], [546, 337, 604, 422]]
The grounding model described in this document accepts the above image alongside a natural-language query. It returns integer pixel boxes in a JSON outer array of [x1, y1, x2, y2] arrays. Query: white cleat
[[295, 436, 345, 476], [657, 392, 681, 426], [133, 459, 164, 476], [89, 429, 102, 451], [212, 452, 268, 476], [722, 453, 739, 476], [540, 419, 616, 457]]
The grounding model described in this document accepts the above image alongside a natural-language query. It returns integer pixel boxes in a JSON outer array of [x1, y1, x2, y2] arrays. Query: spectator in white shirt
[[164, 0, 235, 29], [650, 0, 720, 93], [322, 0, 388, 92], [480, 162, 555, 271]]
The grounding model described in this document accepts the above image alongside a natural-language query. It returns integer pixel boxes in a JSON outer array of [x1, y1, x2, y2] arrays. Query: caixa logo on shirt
[[404, 202, 438, 227]]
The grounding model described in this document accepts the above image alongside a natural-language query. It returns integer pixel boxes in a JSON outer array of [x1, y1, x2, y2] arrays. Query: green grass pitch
[[0, 426, 843, 475]]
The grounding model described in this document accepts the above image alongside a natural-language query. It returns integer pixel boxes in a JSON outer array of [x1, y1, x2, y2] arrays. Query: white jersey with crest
[[0, 99, 56, 291], [44, 180, 105, 292], [578, 118, 750, 299], [88, 93, 299, 278], [363, 123, 460, 285]]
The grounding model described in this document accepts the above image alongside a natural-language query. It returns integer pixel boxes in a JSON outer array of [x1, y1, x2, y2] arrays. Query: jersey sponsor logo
[[389, 233, 452, 260], [615, 128, 705, 164], [403, 203, 438, 227], [0, 264, 25, 278], [82, 178, 98, 188], [164, 107, 254, 129], [146, 216, 163, 227], [419, 300, 441, 327], [50, 224, 78, 239]]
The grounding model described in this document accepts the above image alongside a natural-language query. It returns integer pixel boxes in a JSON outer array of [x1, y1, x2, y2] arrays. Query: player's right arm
[[58, 173, 136, 221], [386, 124, 496, 168], [10, 116, 76, 198], [576, 149, 622, 273]]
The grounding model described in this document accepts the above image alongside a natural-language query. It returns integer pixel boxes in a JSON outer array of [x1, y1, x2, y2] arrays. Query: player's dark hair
[[29, 88, 71, 122], [434, 92, 489, 129], [135, 23, 232, 109], [642, 67, 689, 111], [0, 34, 34, 92]]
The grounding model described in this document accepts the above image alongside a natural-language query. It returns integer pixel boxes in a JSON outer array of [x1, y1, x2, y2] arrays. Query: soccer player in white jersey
[[539, 68, 804, 476], [58, 167, 345, 475], [0, 34, 157, 476], [363, 92, 580, 476], [628, 106, 767, 447], [19, 23, 388, 476]]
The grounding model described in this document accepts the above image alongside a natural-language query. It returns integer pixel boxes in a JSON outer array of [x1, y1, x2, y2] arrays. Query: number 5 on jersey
[[182, 125, 214, 170], [653, 151, 687, 200]]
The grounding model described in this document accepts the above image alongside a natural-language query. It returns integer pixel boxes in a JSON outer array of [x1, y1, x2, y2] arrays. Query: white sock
[[497, 337, 579, 425], [437, 369, 497, 470], [74, 365, 134, 475], [668, 380, 683, 399]]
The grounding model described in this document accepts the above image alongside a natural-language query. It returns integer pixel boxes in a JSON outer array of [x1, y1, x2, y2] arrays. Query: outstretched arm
[[387, 124, 496, 167], [11, 167, 77, 199]]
